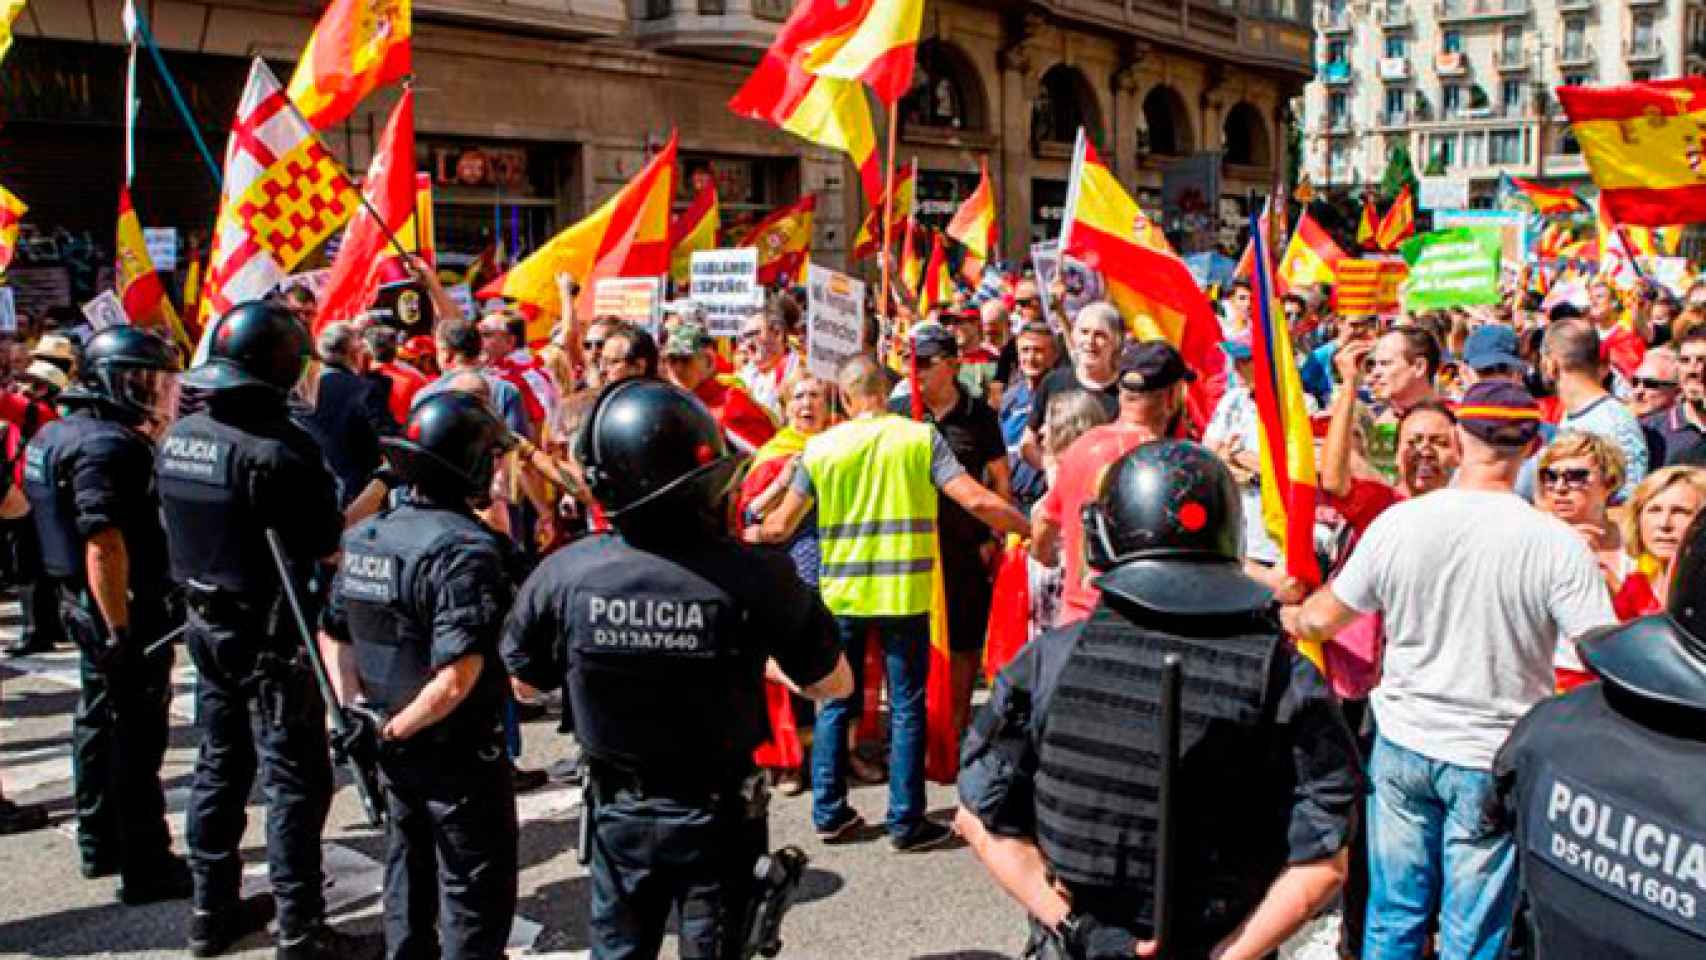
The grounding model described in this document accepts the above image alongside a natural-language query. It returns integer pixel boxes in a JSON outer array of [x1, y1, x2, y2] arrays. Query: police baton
[[1153, 653, 1183, 957], [264, 529, 386, 829]]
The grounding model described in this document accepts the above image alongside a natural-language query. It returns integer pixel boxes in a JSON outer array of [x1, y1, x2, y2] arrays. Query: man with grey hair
[[1019, 300, 1126, 472], [304, 321, 394, 506]]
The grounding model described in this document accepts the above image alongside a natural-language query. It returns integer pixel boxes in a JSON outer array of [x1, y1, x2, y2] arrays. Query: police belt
[[587, 758, 764, 810], [184, 581, 276, 624]]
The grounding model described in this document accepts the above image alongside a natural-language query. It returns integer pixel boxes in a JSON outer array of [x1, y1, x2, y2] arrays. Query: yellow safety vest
[[803, 414, 939, 617]]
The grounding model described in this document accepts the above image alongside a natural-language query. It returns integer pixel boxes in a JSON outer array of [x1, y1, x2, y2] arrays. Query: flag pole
[[127, 4, 222, 190], [878, 101, 899, 335]]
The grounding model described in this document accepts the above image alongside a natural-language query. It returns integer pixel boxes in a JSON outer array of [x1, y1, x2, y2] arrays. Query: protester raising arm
[[1320, 339, 1374, 499]]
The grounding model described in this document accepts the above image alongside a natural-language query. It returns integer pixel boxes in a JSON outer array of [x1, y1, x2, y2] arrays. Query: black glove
[[1055, 912, 1141, 960], [90, 625, 129, 673], [331, 701, 386, 766]]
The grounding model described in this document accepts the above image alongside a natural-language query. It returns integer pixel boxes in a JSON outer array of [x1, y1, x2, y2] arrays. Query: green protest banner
[[1399, 227, 1502, 310]]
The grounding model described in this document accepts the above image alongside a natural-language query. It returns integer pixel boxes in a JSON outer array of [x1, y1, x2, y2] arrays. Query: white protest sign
[[82, 290, 129, 331], [689, 248, 763, 338], [805, 263, 866, 381], [1029, 241, 1061, 330], [593, 277, 664, 332], [1418, 177, 1470, 211], [144, 228, 179, 271], [0, 287, 15, 334]]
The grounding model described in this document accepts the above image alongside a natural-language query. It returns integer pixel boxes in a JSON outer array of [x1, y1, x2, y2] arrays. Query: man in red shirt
[[662, 321, 777, 456], [364, 325, 428, 425], [478, 309, 556, 429], [1030, 341, 1190, 627]]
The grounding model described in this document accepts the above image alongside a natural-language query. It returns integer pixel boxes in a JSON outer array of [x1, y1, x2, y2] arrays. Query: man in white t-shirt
[[1284, 380, 1617, 960]]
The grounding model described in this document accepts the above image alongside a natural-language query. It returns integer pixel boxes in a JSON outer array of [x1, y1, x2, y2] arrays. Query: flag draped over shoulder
[[116, 186, 183, 341], [0, 185, 23, 273], [287, 0, 412, 130], [669, 183, 720, 287], [1248, 206, 1326, 674], [316, 88, 416, 332], [479, 133, 678, 339], [1278, 211, 1346, 288], [1557, 76, 1706, 228], [199, 59, 358, 351], [946, 160, 998, 281], [853, 160, 914, 260], [743, 194, 816, 286], [1059, 132, 1223, 430], [1374, 184, 1415, 251]]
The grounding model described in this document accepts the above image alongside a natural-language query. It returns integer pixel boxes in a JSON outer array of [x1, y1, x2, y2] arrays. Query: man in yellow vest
[[749, 355, 1028, 851]]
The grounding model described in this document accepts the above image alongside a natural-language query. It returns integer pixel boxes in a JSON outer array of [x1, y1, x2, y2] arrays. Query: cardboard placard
[[689, 248, 763, 338], [144, 228, 179, 272], [81, 290, 130, 331], [593, 277, 663, 332], [1401, 227, 1503, 310], [805, 263, 866, 381]]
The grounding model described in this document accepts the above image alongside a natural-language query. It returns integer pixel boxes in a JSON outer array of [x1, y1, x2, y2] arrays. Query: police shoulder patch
[[20, 445, 48, 486]]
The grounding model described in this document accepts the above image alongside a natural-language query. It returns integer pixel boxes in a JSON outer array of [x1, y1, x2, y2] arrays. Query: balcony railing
[[1379, 57, 1411, 80], [1556, 42, 1595, 66], [1627, 38, 1665, 61], [1378, 110, 1411, 127], [1317, 7, 1353, 31], [1321, 60, 1355, 84], [1436, 51, 1470, 74], [1496, 46, 1530, 69], [1378, 5, 1410, 27], [1436, 0, 1529, 22], [1556, 0, 1593, 12]]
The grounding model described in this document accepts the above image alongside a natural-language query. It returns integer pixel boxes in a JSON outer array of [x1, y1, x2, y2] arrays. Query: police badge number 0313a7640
[[1530, 765, 1706, 937], [577, 593, 721, 656]]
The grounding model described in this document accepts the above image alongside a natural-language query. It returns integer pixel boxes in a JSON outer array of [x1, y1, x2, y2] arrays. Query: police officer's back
[[319, 391, 518, 960], [956, 441, 1361, 959], [501, 378, 851, 960], [1491, 510, 1706, 959], [22, 325, 189, 903], [155, 302, 351, 960]]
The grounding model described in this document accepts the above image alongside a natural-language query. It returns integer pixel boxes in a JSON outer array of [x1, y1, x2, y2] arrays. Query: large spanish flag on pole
[[852, 159, 914, 260], [669, 182, 719, 287], [1059, 130, 1224, 429], [743, 194, 816, 286], [116, 187, 184, 342], [946, 160, 999, 282], [0, 185, 23, 274], [1374, 183, 1415, 251], [287, 0, 412, 131], [1557, 76, 1706, 228], [481, 133, 677, 339], [1248, 203, 1327, 674], [797, 0, 922, 105], [1278, 210, 1346, 288]]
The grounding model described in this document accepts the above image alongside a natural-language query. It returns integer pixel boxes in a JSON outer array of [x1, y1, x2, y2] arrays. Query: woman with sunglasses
[[1536, 431, 1630, 597], [1611, 465, 1706, 619]]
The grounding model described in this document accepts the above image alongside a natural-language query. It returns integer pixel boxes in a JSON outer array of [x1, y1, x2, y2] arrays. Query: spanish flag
[[742, 194, 815, 286], [1248, 205, 1327, 674], [897, 217, 923, 300], [1374, 183, 1415, 251], [1356, 194, 1378, 250], [1, 1, 24, 63], [1557, 76, 1706, 228], [729, 0, 883, 204], [1059, 131, 1224, 429], [797, 0, 922, 105], [852, 159, 914, 261], [1508, 176, 1587, 216], [946, 160, 999, 283], [917, 230, 953, 316], [479, 132, 677, 339], [287, 0, 412, 131], [669, 182, 719, 287], [1278, 211, 1346, 288], [0, 184, 23, 273], [115, 186, 185, 346]]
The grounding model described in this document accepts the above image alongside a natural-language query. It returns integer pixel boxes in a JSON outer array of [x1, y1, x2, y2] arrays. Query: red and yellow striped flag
[[1278, 211, 1346, 288], [1356, 194, 1378, 250], [946, 160, 998, 283], [797, 0, 922, 105], [669, 182, 720, 287], [1330, 259, 1406, 316], [898, 218, 923, 300], [1557, 77, 1706, 227], [1, 1, 25, 64], [480, 132, 677, 338], [1059, 133, 1224, 429], [742, 194, 816, 286], [1374, 184, 1415, 251], [917, 230, 953, 316], [0, 184, 24, 274], [116, 186, 185, 346], [1508, 176, 1587, 215], [287, 0, 412, 131], [852, 160, 914, 260]]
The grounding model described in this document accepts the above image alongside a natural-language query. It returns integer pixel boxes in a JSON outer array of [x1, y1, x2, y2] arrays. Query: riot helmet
[[68, 326, 182, 432], [380, 391, 511, 499], [1081, 440, 1271, 616], [575, 378, 741, 524], [1666, 509, 1706, 652], [183, 300, 311, 395]]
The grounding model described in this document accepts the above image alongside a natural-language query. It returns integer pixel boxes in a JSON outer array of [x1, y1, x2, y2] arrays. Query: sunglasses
[[1015, 297, 1038, 307], [1539, 467, 1597, 489], [1633, 377, 1678, 390], [582, 339, 607, 353]]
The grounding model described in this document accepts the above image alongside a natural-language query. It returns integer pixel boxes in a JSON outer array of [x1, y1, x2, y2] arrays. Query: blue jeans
[[810, 614, 928, 838], [1363, 736, 1516, 960]]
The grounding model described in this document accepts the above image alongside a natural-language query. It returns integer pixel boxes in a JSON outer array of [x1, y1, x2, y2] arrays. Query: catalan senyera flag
[[669, 182, 720, 287], [1278, 211, 1346, 289], [917, 230, 953, 315], [1, 0, 24, 63], [1509, 176, 1587, 216], [1247, 206, 1326, 675], [729, 0, 882, 205], [1331, 258, 1406, 316], [0, 184, 24, 274], [946, 160, 998, 283], [743, 194, 816, 286], [198, 59, 358, 355], [116, 186, 184, 344], [480, 133, 677, 339], [1060, 131, 1224, 429], [852, 160, 915, 261], [1356, 195, 1378, 250], [1374, 183, 1415, 251], [287, 0, 412, 131], [796, 0, 922, 105], [1557, 76, 1706, 228], [316, 87, 416, 332]]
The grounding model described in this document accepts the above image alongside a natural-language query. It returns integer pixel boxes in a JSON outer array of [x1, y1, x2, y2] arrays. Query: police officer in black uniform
[[501, 378, 851, 960], [1490, 510, 1706, 958], [317, 391, 518, 960], [22, 325, 189, 903], [155, 301, 354, 960], [956, 441, 1361, 959]]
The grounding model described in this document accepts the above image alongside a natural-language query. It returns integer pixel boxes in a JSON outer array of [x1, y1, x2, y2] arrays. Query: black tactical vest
[[338, 504, 505, 749], [1033, 601, 1289, 947], [157, 412, 277, 593], [557, 536, 764, 782], [21, 421, 82, 580]]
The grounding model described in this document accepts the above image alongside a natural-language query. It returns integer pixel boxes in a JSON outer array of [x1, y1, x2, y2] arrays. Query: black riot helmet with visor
[[65, 326, 183, 435]]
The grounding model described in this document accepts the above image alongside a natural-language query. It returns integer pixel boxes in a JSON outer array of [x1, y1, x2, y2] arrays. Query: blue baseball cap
[[1462, 324, 1522, 373]]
